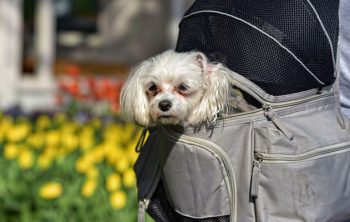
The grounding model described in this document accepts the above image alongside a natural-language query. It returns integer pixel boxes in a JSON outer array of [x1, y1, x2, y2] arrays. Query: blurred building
[[0, 0, 194, 112]]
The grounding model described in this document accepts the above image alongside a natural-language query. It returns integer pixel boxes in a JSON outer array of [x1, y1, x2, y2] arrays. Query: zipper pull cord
[[263, 105, 294, 141], [135, 128, 149, 153], [251, 159, 261, 198], [137, 199, 149, 222]]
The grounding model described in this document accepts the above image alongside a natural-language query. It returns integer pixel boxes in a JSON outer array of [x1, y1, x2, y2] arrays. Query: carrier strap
[[335, 40, 349, 129], [334, 75, 348, 129]]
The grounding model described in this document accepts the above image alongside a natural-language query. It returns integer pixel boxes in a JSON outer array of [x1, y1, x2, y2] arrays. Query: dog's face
[[144, 57, 205, 125], [120, 50, 231, 127]]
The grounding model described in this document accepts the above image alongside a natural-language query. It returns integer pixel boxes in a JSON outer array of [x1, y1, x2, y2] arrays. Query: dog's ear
[[194, 52, 209, 73], [120, 62, 151, 127], [189, 62, 231, 126], [194, 52, 219, 76]]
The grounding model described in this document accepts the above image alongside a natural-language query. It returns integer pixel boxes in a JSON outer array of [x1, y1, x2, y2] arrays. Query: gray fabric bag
[[134, 70, 350, 222]]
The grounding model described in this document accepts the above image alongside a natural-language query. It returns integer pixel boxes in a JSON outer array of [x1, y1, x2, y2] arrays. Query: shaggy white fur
[[120, 50, 251, 127]]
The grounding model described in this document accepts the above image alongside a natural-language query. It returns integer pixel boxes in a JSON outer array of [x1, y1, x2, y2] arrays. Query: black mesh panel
[[147, 181, 230, 222], [176, 0, 339, 96]]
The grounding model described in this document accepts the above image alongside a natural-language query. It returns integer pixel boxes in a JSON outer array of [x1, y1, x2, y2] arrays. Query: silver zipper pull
[[251, 159, 261, 198], [138, 199, 150, 222], [263, 105, 294, 141]]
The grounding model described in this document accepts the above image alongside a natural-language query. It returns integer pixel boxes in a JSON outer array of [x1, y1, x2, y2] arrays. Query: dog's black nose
[[158, 100, 172, 112]]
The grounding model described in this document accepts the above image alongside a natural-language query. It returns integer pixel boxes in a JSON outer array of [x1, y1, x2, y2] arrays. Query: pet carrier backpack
[[134, 0, 350, 222]]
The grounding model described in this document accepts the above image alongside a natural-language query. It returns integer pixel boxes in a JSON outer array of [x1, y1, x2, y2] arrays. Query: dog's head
[[120, 50, 231, 127]]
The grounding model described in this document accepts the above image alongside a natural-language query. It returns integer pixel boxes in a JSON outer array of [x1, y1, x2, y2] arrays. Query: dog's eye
[[148, 83, 158, 92], [178, 84, 189, 92]]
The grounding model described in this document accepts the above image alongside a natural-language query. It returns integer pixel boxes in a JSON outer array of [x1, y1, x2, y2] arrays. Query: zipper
[[221, 70, 335, 129], [251, 142, 350, 198], [262, 104, 294, 140], [226, 70, 335, 122], [226, 70, 332, 108], [225, 71, 337, 138], [163, 126, 237, 222], [222, 91, 331, 121], [255, 141, 350, 163]]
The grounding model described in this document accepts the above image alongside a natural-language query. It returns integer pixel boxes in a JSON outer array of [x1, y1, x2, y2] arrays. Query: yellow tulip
[[123, 168, 136, 188], [79, 131, 94, 151], [86, 166, 99, 179], [53, 113, 66, 124], [7, 124, 30, 142], [80, 126, 94, 137], [80, 138, 94, 151], [61, 133, 78, 151], [126, 148, 139, 164], [109, 190, 127, 210], [0, 128, 4, 143], [37, 153, 53, 170], [1, 116, 13, 130], [27, 133, 45, 149], [61, 122, 78, 134], [75, 157, 92, 173], [81, 179, 97, 198], [90, 118, 101, 129], [36, 115, 51, 130], [103, 125, 122, 144], [45, 130, 61, 147], [106, 173, 121, 192], [3, 143, 19, 160], [39, 182, 63, 200], [18, 149, 34, 170], [122, 124, 140, 143], [105, 146, 122, 165], [115, 155, 129, 173], [43, 146, 57, 158], [56, 146, 67, 157], [89, 146, 105, 163]]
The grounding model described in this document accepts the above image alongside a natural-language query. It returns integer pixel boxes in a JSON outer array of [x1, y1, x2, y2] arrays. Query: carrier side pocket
[[160, 128, 237, 222], [253, 142, 350, 222]]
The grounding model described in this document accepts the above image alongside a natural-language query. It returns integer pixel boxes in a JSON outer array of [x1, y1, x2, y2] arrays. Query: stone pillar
[[0, 0, 22, 109], [18, 0, 57, 112], [35, 0, 55, 84]]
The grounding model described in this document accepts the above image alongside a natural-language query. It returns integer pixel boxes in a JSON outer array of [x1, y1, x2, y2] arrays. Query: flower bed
[[0, 112, 152, 221], [57, 65, 124, 114]]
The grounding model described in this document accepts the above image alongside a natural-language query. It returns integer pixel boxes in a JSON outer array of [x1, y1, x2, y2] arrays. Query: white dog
[[120, 50, 253, 127]]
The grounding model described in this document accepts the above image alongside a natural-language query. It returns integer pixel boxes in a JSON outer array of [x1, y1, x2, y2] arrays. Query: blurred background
[[0, 0, 194, 221]]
